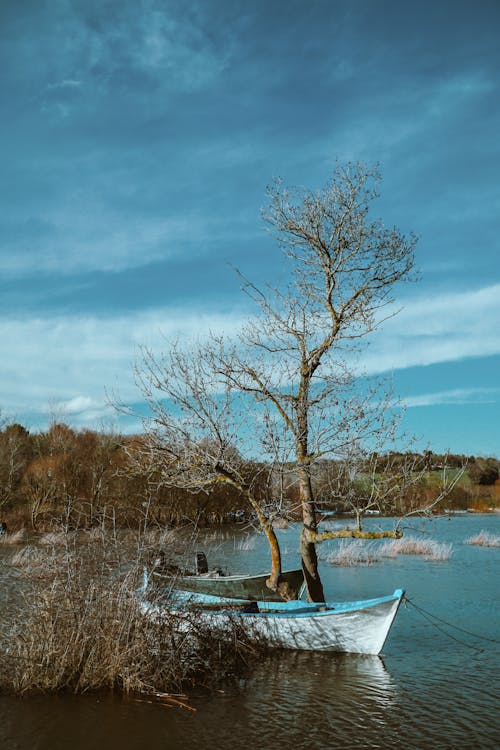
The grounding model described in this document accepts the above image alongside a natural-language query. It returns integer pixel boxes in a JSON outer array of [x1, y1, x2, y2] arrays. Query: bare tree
[[0, 420, 33, 516], [314, 448, 464, 534], [204, 163, 417, 599], [133, 162, 457, 602]]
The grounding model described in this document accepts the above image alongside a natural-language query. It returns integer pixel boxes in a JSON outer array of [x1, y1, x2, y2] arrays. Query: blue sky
[[1, 0, 499, 456]]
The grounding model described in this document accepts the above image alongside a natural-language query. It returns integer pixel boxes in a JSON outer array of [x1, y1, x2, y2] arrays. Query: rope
[[403, 595, 500, 651]]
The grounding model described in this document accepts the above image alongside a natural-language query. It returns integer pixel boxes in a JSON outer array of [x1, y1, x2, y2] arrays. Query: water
[[1, 515, 499, 749]]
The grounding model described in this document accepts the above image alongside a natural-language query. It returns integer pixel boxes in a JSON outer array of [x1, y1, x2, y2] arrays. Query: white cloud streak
[[1, 283, 499, 429], [402, 387, 500, 409], [363, 283, 500, 374], [0, 307, 246, 427]]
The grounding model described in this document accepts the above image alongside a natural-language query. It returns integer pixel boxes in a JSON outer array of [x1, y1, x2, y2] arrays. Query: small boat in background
[[150, 561, 305, 602], [148, 550, 305, 602]]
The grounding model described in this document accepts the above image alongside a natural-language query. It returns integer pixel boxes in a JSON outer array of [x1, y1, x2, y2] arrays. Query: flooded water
[[1, 515, 499, 749]]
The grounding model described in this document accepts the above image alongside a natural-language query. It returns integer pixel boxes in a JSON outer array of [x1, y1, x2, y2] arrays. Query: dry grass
[[141, 527, 178, 548], [201, 529, 231, 543], [9, 545, 47, 569], [323, 536, 454, 566], [39, 531, 76, 547], [272, 517, 289, 530], [326, 540, 379, 566], [0, 532, 264, 696], [0, 528, 27, 545], [235, 535, 257, 551], [380, 536, 453, 560], [465, 530, 500, 547]]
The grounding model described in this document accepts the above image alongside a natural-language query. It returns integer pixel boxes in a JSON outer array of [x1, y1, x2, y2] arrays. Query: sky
[[1, 0, 499, 456]]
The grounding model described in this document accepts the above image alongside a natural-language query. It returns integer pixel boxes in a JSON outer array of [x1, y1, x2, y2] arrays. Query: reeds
[[324, 536, 453, 566], [465, 530, 500, 547], [39, 530, 75, 546], [0, 528, 27, 545], [9, 545, 47, 569], [272, 517, 289, 530], [0, 531, 264, 696], [235, 535, 257, 551], [327, 540, 378, 566], [379, 537, 453, 560]]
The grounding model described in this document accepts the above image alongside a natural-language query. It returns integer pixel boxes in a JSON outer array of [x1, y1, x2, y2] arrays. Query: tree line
[[0, 419, 497, 532]]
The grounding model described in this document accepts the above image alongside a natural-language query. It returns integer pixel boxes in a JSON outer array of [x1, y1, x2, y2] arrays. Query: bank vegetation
[[0, 528, 265, 696], [0, 420, 498, 533]]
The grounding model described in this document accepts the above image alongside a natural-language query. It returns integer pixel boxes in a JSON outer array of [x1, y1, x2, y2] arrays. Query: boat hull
[[141, 589, 404, 655], [151, 567, 305, 601], [236, 591, 404, 654]]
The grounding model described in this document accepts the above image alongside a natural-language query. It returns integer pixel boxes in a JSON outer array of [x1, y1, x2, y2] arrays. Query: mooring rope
[[403, 595, 500, 651]]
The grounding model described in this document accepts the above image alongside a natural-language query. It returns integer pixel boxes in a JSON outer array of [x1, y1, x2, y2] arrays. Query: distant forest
[[1, 422, 498, 531]]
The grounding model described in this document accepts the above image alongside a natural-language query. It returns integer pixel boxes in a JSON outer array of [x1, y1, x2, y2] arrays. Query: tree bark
[[300, 528, 325, 603], [214, 469, 291, 598], [297, 456, 326, 602]]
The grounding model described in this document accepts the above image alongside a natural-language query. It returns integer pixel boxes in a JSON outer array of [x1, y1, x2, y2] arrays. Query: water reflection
[[0, 654, 400, 750], [235, 652, 399, 747]]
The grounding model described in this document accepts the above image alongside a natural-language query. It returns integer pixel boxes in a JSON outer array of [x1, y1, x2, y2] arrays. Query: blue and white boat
[[140, 585, 405, 655]]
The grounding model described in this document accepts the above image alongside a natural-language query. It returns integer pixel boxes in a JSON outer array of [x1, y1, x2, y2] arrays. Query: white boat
[[140, 588, 405, 655]]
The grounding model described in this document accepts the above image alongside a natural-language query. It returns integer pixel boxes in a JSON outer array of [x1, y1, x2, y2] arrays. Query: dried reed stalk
[[0, 531, 264, 696], [465, 530, 500, 547]]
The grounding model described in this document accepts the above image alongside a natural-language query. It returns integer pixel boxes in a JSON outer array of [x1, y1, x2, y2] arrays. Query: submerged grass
[[326, 540, 379, 566], [380, 537, 453, 560], [465, 530, 500, 547], [235, 535, 257, 552], [324, 536, 453, 566], [0, 531, 265, 696]]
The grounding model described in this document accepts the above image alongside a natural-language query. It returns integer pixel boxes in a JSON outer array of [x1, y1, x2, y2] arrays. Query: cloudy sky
[[1, 0, 499, 455]]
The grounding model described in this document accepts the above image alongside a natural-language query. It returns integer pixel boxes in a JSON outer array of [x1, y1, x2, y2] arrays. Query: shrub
[[0, 532, 264, 696], [0, 528, 26, 545], [327, 540, 378, 566]]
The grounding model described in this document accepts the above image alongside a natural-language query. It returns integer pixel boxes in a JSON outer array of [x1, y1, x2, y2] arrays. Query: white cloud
[[363, 283, 500, 374], [0, 306, 246, 428], [402, 387, 500, 409], [51, 396, 94, 414], [0, 209, 257, 278], [1, 282, 499, 430]]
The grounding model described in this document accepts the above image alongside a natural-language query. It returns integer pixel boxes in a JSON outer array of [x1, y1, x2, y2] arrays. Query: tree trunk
[[262, 521, 294, 600], [224, 475, 292, 600], [297, 458, 326, 602], [300, 528, 325, 602]]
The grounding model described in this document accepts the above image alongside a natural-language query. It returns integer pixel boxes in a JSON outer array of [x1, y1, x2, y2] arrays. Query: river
[[1, 514, 499, 749]]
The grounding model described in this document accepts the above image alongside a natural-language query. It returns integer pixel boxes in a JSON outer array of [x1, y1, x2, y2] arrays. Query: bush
[[0, 531, 264, 695]]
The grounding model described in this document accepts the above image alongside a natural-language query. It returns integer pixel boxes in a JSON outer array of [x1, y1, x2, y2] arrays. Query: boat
[[140, 587, 405, 655], [149, 565, 306, 602]]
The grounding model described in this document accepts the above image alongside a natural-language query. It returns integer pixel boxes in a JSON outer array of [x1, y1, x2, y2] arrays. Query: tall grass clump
[[380, 536, 453, 560], [0, 531, 264, 696], [235, 535, 257, 552], [39, 530, 75, 547], [9, 545, 47, 569], [0, 528, 27, 545], [326, 540, 379, 566], [465, 530, 500, 547], [272, 517, 289, 530]]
